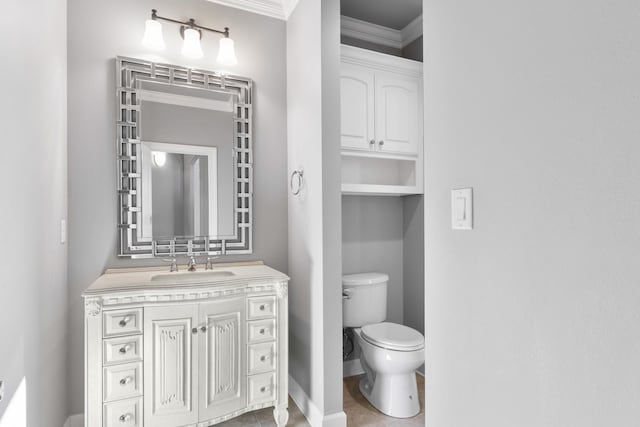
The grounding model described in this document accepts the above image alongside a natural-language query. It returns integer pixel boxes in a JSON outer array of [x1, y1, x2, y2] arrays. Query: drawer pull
[[118, 344, 131, 354], [259, 328, 266, 335], [118, 316, 131, 327], [260, 355, 268, 362], [119, 376, 132, 386], [260, 386, 267, 393], [259, 304, 266, 311], [119, 413, 132, 423]]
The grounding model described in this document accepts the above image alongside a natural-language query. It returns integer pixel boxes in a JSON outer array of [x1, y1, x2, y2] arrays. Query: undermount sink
[[151, 270, 235, 284]]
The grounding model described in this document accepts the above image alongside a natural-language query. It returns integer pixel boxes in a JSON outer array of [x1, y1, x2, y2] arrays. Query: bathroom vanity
[[83, 262, 289, 427]]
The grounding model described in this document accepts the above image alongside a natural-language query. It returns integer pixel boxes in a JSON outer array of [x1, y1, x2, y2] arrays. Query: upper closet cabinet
[[340, 45, 424, 195]]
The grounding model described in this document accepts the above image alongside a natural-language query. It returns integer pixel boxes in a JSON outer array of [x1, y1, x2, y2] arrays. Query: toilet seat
[[361, 322, 424, 352]]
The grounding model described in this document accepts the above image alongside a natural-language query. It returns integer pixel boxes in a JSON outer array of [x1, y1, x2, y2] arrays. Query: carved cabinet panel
[[144, 305, 198, 427], [199, 298, 246, 420]]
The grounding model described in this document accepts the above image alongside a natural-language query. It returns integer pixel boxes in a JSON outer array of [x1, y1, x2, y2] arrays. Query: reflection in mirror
[[116, 57, 253, 258]]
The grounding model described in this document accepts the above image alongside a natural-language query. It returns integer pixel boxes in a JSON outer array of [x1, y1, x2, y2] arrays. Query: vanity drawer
[[248, 341, 276, 375], [103, 397, 142, 427], [103, 308, 143, 337], [247, 319, 276, 343], [247, 296, 276, 319], [103, 362, 142, 402], [103, 335, 142, 365], [247, 372, 276, 405]]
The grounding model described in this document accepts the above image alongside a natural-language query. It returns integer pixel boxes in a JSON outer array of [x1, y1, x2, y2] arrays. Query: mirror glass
[[116, 57, 253, 258], [138, 80, 235, 239]]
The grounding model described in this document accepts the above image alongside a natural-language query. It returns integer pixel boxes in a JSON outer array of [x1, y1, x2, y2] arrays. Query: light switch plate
[[451, 188, 473, 230]]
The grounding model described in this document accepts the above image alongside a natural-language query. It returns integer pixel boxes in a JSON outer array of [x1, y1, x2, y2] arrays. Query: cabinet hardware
[[119, 376, 132, 386], [201, 326, 207, 333], [118, 344, 131, 354], [260, 386, 267, 393], [369, 139, 375, 145], [259, 305, 266, 311], [259, 328, 266, 335], [260, 355, 268, 362], [119, 413, 132, 422], [378, 140, 384, 146], [119, 316, 131, 327], [192, 327, 198, 334]]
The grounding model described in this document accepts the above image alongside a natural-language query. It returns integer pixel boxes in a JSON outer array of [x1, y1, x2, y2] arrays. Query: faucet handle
[[162, 257, 178, 272], [204, 256, 219, 270]]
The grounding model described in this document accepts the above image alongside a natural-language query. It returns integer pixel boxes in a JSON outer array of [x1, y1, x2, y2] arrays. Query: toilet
[[342, 272, 424, 418]]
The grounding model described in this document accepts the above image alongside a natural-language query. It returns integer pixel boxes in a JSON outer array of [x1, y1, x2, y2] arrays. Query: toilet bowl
[[342, 273, 425, 418]]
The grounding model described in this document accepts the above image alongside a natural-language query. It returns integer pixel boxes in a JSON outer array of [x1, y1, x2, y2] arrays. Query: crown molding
[[341, 15, 403, 49], [282, 0, 300, 19], [341, 14, 423, 49], [401, 15, 423, 46], [206, 0, 286, 20]]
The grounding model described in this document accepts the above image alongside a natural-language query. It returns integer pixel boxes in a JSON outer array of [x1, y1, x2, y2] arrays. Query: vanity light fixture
[[142, 9, 238, 66], [152, 151, 167, 167]]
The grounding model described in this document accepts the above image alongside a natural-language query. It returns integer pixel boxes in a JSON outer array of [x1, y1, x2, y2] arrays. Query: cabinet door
[[144, 305, 198, 427], [340, 63, 375, 151], [199, 297, 246, 420], [374, 72, 420, 154]]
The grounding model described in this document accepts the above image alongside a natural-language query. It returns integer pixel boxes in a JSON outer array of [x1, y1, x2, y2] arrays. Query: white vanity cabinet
[[340, 44, 424, 195], [83, 262, 289, 427]]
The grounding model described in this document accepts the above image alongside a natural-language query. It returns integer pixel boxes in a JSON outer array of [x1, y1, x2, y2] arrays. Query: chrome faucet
[[187, 256, 197, 272]]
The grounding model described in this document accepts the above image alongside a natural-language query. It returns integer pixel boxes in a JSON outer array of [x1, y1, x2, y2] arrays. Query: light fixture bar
[[150, 9, 230, 38]]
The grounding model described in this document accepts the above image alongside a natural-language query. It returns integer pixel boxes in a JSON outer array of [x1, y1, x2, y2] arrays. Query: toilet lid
[[361, 322, 424, 352]]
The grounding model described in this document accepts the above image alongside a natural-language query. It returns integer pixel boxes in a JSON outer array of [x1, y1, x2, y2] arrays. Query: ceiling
[[340, 0, 422, 30], [206, 0, 422, 25]]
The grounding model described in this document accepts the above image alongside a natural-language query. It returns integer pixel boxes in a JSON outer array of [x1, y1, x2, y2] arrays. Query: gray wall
[[287, 0, 345, 423], [342, 196, 405, 324], [425, 0, 640, 425], [67, 0, 287, 413], [402, 36, 423, 62], [0, 0, 68, 425], [402, 195, 424, 335]]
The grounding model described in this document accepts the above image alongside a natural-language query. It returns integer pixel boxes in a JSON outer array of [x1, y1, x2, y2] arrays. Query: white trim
[[138, 89, 233, 113], [340, 15, 423, 50], [341, 16, 403, 49], [205, 0, 286, 20], [400, 15, 423, 47], [282, 0, 300, 19], [288, 375, 347, 427], [341, 44, 423, 78], [62, 414, 83, 427], [343, 358, 365, 377]]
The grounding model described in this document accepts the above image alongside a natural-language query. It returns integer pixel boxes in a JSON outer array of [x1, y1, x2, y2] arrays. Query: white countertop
[[83, 261, 289, 296]]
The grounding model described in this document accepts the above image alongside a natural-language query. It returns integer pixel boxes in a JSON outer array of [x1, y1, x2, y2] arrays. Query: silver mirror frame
[[116, 56, 253, 258]]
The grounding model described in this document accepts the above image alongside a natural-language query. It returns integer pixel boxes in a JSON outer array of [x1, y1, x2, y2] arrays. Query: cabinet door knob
[[260, 386, 267, 393], [119, 413, 132, 422], [369, 139, 375, 145], [378, 140, 384, 146], [119, 376, 132, 386], [260, 355, 268, 362], [192, 327, 198, 334], [200, 326, 207, 333], [119, 344, 131, 354], [119, 316, 130, 327], [259, 304, 266, 311], [259, 328, 266, 335]]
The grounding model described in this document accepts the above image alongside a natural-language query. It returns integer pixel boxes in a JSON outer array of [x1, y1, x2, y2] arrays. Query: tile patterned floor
[[217, 374, 424, 426]]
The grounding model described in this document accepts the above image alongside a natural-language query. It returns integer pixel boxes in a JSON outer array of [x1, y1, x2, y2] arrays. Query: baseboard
[[342, 358, 364, 377], [288, 375, 347, 427], [63, 413, 83, 427]]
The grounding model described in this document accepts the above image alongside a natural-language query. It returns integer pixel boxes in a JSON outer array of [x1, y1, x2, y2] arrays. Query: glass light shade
[[217, 37, 238, 66], [181, 28, 204, 59], [152, 151, 167, 167], [141, 19, 165, 51]]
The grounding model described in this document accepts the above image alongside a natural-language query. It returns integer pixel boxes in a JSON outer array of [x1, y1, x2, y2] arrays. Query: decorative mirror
[[116, 56, 252, 258]]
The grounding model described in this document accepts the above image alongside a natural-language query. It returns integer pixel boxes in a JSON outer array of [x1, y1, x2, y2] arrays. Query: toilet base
[[358, 371, 420, 418]]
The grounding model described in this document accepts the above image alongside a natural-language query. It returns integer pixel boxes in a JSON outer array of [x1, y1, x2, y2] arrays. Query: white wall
[[67, 0, 287, 413], [0, 0, 68, 425], [425, 0, 640, 425], [287, 0, 345, 424], [402, 195, 424, 335]]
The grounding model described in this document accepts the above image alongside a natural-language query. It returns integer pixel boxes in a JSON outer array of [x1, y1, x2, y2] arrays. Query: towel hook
[[290, 169, 304, 195]]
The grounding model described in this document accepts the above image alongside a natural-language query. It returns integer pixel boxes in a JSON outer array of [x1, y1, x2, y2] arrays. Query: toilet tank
[[342, 272, 388, 328]]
